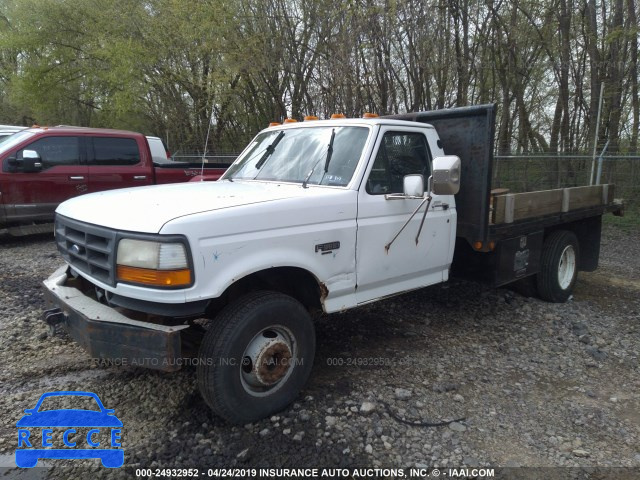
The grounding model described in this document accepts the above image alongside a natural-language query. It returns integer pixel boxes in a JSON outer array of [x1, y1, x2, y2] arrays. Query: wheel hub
[[557, 245, 576, 290], [242, 329, 293, 388]]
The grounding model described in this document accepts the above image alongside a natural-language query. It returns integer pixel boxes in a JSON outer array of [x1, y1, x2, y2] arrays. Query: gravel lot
[[0, 225, 638, 478]]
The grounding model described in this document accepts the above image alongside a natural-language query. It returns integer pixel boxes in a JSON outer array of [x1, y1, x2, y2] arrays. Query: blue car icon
[[16, 391, 123, 468]]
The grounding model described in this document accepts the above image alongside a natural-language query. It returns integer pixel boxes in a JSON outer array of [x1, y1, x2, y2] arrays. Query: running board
[[2, 223, 54, 237]]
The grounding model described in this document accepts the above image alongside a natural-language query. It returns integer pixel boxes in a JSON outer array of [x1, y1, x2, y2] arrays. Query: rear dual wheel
[[197, 291, 315, 424], [536, 230, 580, 303]]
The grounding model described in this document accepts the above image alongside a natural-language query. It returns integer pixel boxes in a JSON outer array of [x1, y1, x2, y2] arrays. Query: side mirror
[[403, 174, 424, 197], [21, 149, 43, 173], [431, 155, 461, 195]]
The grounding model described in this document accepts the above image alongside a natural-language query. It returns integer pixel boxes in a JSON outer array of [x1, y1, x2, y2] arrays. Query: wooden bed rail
[[491, 184, 615, 224]]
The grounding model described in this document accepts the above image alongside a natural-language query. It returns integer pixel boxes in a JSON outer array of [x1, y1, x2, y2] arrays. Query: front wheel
[[536, 230, 580, 303], [197, 291, 315, 424]]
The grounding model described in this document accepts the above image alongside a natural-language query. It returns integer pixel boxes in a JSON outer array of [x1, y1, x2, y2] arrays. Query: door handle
[[432, 203, 450, 210], [133, 175, 147, 180], [69, 176, 85, 180]]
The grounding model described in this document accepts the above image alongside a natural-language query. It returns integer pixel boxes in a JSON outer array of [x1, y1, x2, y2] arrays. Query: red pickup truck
[[0, 126, 228, 235]]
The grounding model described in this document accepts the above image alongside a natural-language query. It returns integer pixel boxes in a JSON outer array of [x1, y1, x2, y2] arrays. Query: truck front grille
[[55, 215, 117, 286]]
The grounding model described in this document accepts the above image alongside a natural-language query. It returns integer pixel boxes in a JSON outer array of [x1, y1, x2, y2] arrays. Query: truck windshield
[[224, 126, 369, 187], [0, 131, 36, 152]]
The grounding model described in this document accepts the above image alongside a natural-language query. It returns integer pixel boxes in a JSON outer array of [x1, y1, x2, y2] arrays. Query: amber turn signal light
[[117, 265, 192, 287]]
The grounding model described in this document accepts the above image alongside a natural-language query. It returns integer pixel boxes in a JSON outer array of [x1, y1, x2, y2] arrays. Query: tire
[[536, 230, 580, 303], [197, 291, 315, 424]]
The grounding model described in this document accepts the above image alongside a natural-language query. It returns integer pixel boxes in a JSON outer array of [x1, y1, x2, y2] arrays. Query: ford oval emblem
[[70, 244, 85, 256]]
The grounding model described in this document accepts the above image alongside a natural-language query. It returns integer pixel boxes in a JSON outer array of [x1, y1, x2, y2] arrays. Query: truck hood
[[56, 180, 319, 233]]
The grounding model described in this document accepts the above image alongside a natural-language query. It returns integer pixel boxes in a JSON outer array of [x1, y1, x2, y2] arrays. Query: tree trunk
[[627, 0, 639, 151]]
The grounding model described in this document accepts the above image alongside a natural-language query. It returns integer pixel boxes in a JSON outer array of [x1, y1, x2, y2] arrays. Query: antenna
[[201, 105, 215, 181]]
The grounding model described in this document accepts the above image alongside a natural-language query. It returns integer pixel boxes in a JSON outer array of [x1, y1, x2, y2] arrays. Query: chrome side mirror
[[403, 174, 424, 197], [23, 149, 41, 160], [431, 155, 461, 195]]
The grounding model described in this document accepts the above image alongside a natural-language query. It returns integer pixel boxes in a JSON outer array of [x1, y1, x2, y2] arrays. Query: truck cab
[[50, 118, 459, 313], [0, 127, 155, 233]]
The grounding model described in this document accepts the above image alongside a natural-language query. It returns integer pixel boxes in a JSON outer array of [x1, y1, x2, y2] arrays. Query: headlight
[[116, 238, 192, 287]]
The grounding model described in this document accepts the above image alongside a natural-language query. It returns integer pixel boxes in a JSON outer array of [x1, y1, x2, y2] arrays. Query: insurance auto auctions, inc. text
[[197, 467, 495, 478]]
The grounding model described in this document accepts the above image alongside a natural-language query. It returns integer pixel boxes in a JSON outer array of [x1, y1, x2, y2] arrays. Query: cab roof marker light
[[268, 122, 281, 127], [363, 113, 379, 118], [283, 118, 298, 123], [304, 115, 318, 121], [330, 114, 346, 119]]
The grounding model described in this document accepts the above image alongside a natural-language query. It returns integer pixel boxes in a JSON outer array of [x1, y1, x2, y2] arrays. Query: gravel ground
[[0, 225, 638, 479]]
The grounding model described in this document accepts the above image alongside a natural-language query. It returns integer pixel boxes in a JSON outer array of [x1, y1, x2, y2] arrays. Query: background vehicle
[[146, 135, 172, 164], [42, 105, 623, 424], [0, 127, 229, 235], [0, 125, 27, 142]]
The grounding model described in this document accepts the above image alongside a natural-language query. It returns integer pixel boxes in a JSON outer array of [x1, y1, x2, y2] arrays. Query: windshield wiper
[[323, 128, 336, 174], [303, 129, 335, 189], [255, 131, 285, 170]]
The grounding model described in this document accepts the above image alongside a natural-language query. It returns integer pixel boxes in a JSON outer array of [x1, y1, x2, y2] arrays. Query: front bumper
[[42, 266, 189, 372]]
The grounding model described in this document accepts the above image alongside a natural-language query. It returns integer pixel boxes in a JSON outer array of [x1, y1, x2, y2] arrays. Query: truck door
[[355, 127, 455, 304], [87, 136, 154, 193], [0, 135, 87, 224]]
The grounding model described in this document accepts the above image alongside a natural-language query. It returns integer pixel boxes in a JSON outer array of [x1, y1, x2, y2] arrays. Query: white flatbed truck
[[42, 105, 623, 423]]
